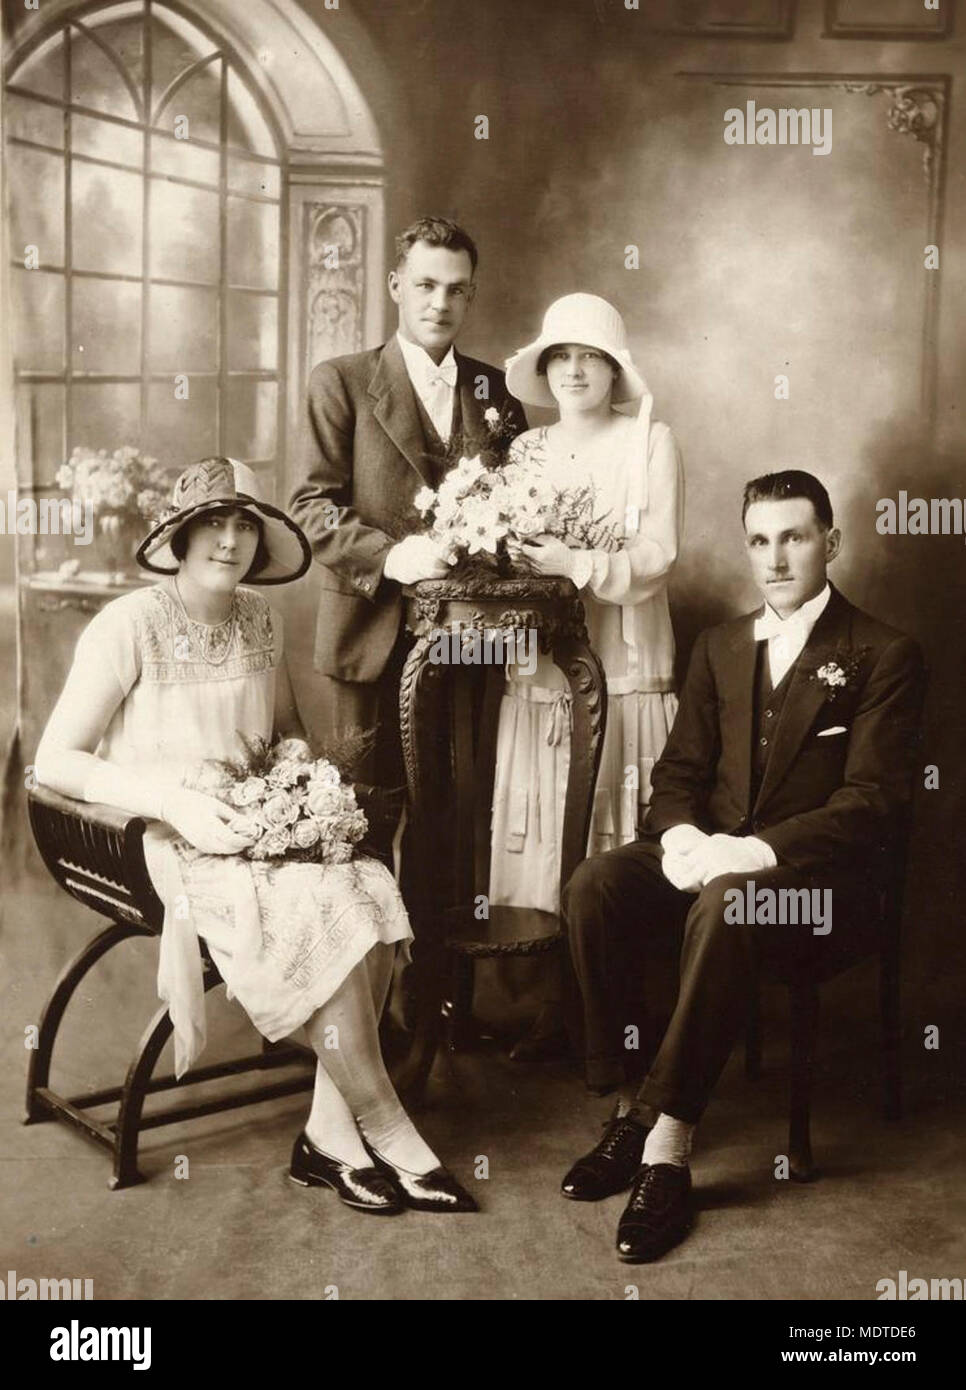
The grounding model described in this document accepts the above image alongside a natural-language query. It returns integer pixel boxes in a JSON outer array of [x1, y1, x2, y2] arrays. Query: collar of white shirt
[[754, 582, 831, 646], [396, 333, 458, 392]]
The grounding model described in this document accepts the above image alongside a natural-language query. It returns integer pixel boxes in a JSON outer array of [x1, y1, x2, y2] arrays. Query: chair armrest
[[29, 782, 149, 836], [27, 784, 164, 930]]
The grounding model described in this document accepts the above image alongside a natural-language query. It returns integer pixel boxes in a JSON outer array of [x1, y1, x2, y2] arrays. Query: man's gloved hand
[[660, 823, 710, 892], [696, 833, 777, 886], [383, 535, 450, 585], [161, 789, 255, 855]]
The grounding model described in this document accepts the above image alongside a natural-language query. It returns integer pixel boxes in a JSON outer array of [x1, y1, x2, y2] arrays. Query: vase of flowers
[[56, 445, 171, 582]]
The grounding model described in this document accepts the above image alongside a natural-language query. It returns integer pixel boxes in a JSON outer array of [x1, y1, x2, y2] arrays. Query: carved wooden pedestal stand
[[393, 575, 606, 1098]]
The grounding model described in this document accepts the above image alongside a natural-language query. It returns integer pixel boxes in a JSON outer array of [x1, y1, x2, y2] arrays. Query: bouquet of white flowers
[[187, 736, 370, 864], [413, 452, 622, 569], [56, 445, 170, 522]]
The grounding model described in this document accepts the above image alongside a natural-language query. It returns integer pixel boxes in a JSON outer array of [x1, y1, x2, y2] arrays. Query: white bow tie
[[422, 361, 457, 390], [754, 608, 805, 644]]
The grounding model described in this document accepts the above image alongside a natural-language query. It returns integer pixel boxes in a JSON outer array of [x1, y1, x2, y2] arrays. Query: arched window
[[7, 0, 283, 488]]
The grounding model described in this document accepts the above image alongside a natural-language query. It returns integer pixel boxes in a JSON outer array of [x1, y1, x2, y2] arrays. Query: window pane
[[17, 383, 66, 483], [6, 93, 66, 148], [155, 56, 222, 144], [7, 145, 65, 267], [225, 380, 276, 459], [227, 293, 277, 371], [150, 12, 217, 123], [146, 378, 218, 470], [84, 12, 145, 103], [69, 26, 140, 120], [72, 163, 142, 275], [149, 180, 218, 282], [11, 269, 65, 373], [148, 283, 217, 371], [71, 382, 141, 453], [72, 112, 143, 167], [150, 132, 219, 185], [227, 197, 278, 289], [227, 156, 279, 199], [73, 277, 141, 374], [226, 70, 275, 157], [10, 32, 65, 101]]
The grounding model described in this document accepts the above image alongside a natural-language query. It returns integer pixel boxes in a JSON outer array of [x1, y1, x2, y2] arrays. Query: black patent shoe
[[616, 1162, 693, 1262], [366, 1146, 479, 1213], [289, 1131, 403, 1214], [561, 1114, 649, 1201]]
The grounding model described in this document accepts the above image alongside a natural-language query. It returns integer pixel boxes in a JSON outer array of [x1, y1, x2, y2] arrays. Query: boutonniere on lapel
[[807, 647, 869, 702]]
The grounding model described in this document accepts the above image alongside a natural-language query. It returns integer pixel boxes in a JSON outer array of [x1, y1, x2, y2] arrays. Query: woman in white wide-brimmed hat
[[490, 294, 684, 1057], [35, 456, 476, 1215]]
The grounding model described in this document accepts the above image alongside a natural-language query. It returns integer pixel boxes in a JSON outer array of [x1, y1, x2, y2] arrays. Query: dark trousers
[[315, 627, 412, 792], [561, 838, 878, 1123]]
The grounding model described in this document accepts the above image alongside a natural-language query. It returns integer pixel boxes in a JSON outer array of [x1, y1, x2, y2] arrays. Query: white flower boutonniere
[[808, 647, 869, 702]]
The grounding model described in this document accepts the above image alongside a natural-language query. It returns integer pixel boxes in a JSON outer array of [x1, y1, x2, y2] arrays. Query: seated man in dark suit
[[559, 470, 926, 1262]]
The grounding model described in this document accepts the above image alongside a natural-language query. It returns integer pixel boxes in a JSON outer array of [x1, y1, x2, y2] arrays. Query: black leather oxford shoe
[[616, 1162, 693, 1262], [365, 1146, 479, 1213], [289, 1131, 403, 1214], [561, 1114, 649, 1201]]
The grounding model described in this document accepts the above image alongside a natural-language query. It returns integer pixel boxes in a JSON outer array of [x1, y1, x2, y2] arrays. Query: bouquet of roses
[[187, 735, 369, 864], [412, 406, 622, 570]]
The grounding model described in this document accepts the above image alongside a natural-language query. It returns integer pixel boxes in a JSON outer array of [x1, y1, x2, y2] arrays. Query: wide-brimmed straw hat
[[505, 293, 647, 409], [136, 457, 311, 585]]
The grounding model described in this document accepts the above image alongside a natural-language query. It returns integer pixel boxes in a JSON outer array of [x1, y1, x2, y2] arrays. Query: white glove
[[659, 825, 710, 892], [383, 535, 450, 585], [697, 833, 777, 886], [160, 789, 255, 855], [660, 824, 709, 856]]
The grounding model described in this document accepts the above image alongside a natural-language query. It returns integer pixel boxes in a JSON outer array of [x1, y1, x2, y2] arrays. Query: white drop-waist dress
[[489, 415, 684, 915], [73, 581, 412, 1076]]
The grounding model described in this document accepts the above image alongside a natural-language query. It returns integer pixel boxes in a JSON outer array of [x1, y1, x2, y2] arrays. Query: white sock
[[642, 1112, 694, 1168]]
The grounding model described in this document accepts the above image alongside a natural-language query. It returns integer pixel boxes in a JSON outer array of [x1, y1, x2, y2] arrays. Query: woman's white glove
[[160, 789, 255, 855]]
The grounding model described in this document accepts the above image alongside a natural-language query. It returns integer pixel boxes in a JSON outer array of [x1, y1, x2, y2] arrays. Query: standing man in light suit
[[289, 216, 527, 787]]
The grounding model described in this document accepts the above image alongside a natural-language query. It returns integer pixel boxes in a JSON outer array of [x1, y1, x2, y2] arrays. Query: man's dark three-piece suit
[[289, 335, 527, 782], [563, 583, 927, 1120]]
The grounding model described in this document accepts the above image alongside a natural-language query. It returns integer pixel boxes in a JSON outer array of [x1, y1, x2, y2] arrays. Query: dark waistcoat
[[750, 642, 800, 805], [411, 385, 463, 489]]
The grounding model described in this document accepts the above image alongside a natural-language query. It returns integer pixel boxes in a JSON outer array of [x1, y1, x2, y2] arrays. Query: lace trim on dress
[[138, 586, 277, 683]]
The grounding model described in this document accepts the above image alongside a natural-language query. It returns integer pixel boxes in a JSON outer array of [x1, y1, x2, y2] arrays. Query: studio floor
[[1, 767, 964, 1302]]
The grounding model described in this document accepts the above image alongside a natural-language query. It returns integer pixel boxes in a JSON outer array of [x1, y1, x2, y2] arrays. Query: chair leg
[[788, 981, 819, 1182], [110, 973, 223, 1190], [442, 954, 477, 1051], [25, 921, 152, 1125], [880, 947, 902, 1123], [745, 987, 763, 1081]]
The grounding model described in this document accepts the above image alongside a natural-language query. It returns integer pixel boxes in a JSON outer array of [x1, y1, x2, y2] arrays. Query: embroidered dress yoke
[[489, 413, 683, 914], [73, 580, 412, 1075]]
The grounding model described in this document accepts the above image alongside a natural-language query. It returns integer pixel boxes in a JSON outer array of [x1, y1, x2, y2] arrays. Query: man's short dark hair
[[171, 503, 270, 580], [395, 217, 478, 275], [742, 471, 834, 531]]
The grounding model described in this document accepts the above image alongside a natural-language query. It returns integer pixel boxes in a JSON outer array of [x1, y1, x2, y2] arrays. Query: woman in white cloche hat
[[35, 456, 477, 1215], [490, 294, 684, 1060]]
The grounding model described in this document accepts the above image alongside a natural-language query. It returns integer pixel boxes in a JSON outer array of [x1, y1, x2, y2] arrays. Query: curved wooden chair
[[744, 821, 911, 1182], [25, 781, 402, 1189]]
